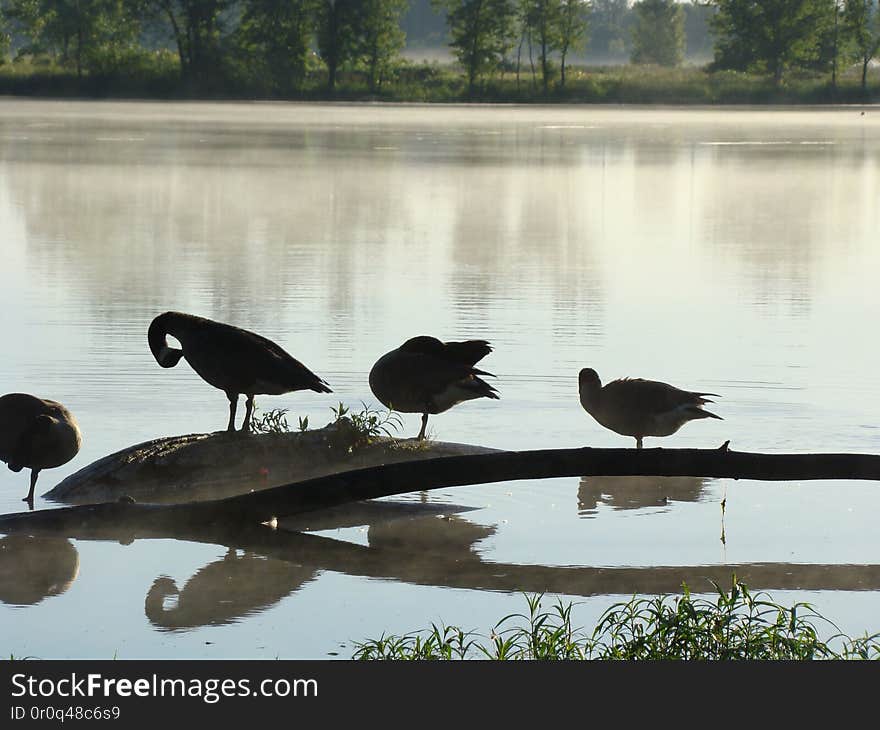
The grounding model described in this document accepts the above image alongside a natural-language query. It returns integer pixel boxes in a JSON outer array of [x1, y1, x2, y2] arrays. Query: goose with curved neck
[[148, 311, 332, 433], [578, 368, 721, 449], [369, 336, 500, 440], [0, 393, 82, 505]]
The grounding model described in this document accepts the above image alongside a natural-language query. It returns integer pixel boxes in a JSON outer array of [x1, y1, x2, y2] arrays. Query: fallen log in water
[[2, 444, 880, 535]]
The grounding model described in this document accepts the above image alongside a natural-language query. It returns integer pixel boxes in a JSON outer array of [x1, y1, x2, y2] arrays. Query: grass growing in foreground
[[353, 579, 880, 660]]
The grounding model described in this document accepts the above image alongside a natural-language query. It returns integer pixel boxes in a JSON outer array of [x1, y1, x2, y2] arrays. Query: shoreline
[[2, 63, 877, 107]]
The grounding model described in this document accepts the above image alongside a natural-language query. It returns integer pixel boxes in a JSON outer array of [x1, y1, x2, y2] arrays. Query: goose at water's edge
[[148, 311, 332, 433], [369, 336, 500, 440], [0, 393, 82, 504], [578, 368, 721, 449]]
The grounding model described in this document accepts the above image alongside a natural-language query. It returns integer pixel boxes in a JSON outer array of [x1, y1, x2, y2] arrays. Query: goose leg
[[636, 436, 643, 449], [226, 392, 238, 432], [242, 395, 255, 433], [417, 413, 429, 441], [23, 468, 39, 504]]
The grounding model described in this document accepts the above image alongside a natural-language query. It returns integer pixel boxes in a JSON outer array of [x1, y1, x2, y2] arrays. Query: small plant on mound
[[331, 401, 403, 451], [250, 407, 290, 434], [352, 579, 880, 660]]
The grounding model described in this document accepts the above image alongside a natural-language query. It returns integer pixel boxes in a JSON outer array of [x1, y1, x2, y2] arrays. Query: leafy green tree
[[238, 0, 316, 94], [682, 1, 715, 60], [401, 0, 447, 44], [3, 0, 141, 77], [711, 0, 836, 84], [558, 0, 588, 88], [844, 0, 880, 92], [147, 0, 233, 83], [520, 0, 562, 94], [631, 0, 684, 66], [315, 0, 360, 91], [358, 0, 408, 92], [827, 0, 843, 90], [588, 0, 631, 59], [0, 12, 10, 63], [434, 0, 517, 95]]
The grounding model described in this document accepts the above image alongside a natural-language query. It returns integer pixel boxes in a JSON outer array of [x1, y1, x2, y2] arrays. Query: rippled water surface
[[1, 100, 879, 657]]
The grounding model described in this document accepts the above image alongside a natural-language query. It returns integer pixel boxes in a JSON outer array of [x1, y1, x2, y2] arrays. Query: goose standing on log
[[578, 368, 721, 449], [148, 311, 332, 433], [369, 336, 500, 440], [0, 393, 82, 504]]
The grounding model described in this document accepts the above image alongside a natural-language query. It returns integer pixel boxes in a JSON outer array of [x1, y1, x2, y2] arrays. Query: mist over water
[[1, 100, 879, 657]]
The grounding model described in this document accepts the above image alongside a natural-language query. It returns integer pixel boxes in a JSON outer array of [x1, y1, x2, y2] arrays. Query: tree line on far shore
[[0, 1, 877, 98]]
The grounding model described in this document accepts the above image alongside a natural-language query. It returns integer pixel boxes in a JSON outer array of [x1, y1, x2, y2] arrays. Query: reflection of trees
[[0, 118, 430, 362], [578, 475, 711, 515], [691, 140, 879, 318], [694, 147, 819, 316], [446, 133, 605, 341], [2, 129, 388, 323], [0, 536, 79, 605], [5, 108, 879, 342]]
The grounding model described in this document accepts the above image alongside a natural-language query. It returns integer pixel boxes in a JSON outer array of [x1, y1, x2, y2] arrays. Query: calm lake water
[[1, 100, 879, 658]]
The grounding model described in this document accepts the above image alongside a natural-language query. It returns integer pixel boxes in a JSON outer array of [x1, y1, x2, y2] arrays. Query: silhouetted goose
[[148, 311, 332, 433], [0, 393, 82, 503], [369, 336, 500, 440], [578, 368, 721, 449]]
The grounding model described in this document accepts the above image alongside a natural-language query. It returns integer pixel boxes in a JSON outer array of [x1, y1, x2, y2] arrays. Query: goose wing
[[370, 349, 498, 412], [604, 378, 719, 415], [188, 321, 331, 394], [439, 340, 494, 368], [399, 337, 493, 369]]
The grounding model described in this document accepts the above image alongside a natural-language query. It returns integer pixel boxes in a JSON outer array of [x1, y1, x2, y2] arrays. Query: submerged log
[[2, 444, 880, 536]]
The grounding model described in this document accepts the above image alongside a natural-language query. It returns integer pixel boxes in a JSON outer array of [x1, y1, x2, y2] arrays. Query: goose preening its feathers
[[0, 393, 82, 504], [578, 368, 721, 449], [148, 311, 332, 433], [369, 336, 500, 440]]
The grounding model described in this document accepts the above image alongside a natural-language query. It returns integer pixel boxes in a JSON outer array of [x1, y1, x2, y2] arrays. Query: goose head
[[148, 312, 185, 368], [578, 368, 602, 412]]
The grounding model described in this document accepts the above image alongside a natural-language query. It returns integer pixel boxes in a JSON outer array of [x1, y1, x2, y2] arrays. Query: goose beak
[[156, 346, 184, 368], [148, 318, 184, 368]]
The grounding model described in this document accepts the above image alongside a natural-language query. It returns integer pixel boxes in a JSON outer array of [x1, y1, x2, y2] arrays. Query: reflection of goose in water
[[369, 336, 500, 440], [145, 550, 317, 630], [0, 536, 79, 605], [578, 368, 721, 448], [0, 393, 82, 504], [368, 512, 493, 560], [144, 501, 490, 630], [578, 475, 713, 516], [148, 311, 332, 433]]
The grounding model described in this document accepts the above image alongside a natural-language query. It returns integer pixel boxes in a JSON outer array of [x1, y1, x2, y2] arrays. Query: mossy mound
[[44, 420, 500, 505]]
